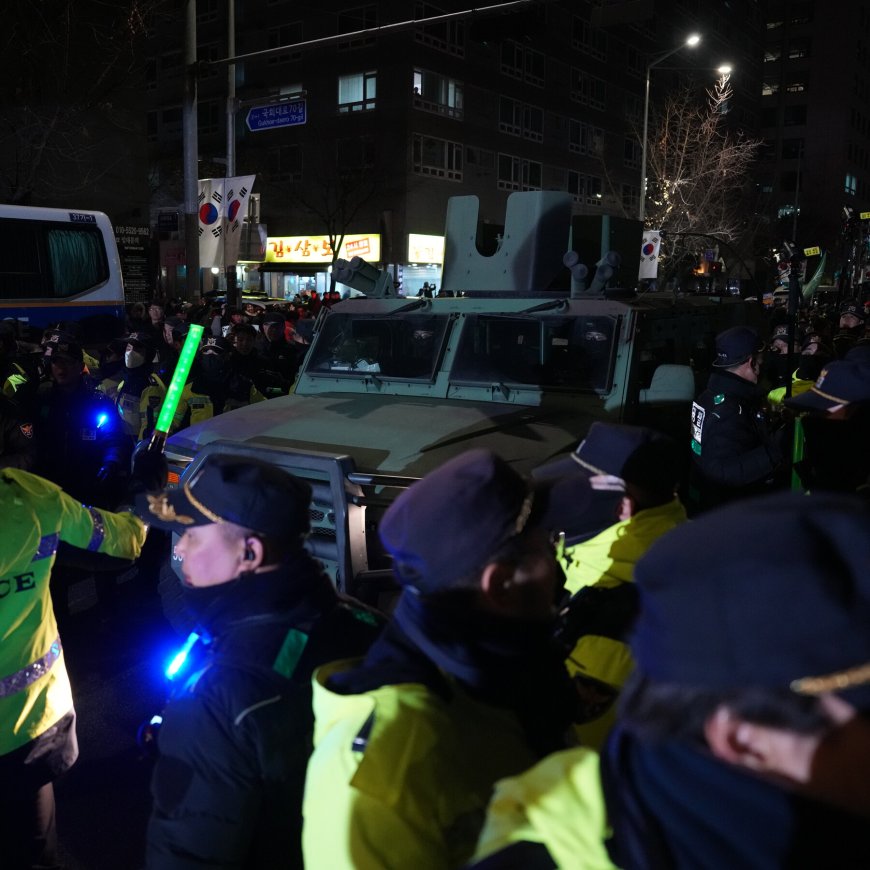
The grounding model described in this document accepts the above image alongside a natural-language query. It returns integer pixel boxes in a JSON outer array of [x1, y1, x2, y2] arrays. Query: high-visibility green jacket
[[302, 658, 539, 870], [561, 497, 687, 595], [560, 498, 686, 749], [0, 468, 146, 756], [471, 747, 617, 870], [767, 370, 814, 408]]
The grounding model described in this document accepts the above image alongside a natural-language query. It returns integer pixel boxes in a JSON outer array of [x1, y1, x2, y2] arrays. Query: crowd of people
[[1, 287, 869, 869]]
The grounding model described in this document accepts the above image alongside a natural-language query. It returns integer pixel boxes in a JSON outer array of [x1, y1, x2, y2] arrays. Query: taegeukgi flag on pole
[[638, 230, 661, 281], [198, 177, 226, 269], [197, 175, 257, 268], [222, 175, 256, 267]]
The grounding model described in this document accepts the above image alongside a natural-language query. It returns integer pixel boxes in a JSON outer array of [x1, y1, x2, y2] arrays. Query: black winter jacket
[[146, 553, 381, 870], [689, 370, 785, 510]]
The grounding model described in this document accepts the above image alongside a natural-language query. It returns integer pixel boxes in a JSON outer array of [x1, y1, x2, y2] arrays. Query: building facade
[[145, 0, 765, 298], [758, 0, 870, 288]]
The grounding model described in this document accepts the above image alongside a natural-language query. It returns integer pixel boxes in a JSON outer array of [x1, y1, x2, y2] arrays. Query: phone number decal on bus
[[68, 212, 97, 223]]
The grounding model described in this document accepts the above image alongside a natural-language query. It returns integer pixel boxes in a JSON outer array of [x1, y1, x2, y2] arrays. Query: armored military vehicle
[[163, 192, 756, 601]]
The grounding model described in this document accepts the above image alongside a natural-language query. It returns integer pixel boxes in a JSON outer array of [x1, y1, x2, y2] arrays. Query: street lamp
[[639, 33, 701, 223]]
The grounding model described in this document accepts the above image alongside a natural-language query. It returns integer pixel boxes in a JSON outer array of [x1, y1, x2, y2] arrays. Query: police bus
[[0, 205, 125, 340]]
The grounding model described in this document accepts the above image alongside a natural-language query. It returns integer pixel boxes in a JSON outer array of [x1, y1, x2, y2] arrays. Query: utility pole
[[225, 0, 239, 308], [183, 0, 200, 300]]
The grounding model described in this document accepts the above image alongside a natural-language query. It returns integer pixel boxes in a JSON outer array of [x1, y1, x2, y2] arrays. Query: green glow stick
[[152, 323, 205, 441]]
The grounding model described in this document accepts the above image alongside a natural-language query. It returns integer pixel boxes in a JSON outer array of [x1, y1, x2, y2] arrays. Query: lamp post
[[639, 33, 701, 223]]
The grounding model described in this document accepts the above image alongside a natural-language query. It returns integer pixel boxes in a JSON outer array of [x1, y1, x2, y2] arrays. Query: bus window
[[0, 206, 124, 338]]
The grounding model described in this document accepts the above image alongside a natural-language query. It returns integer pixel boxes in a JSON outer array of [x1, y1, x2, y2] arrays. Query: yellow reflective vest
[[472, 747, 617, 870], [561, 498, 687, 749], [0, 468, 146, 755], [767, 371, 814, 409], [302, 658, 539, 870]]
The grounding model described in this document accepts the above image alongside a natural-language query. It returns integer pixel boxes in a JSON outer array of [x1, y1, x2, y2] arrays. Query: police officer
[[469, 491, 870, 868], [33, 332, 131, 509], [536, 423, 687, 751], [833, 299, 866, 357], [302, 449, 576, 869], [112, 332, 167, 440], [0, 394, 36, 472], [785, 358, 870, 493], [0, 467, 148, 869], [257, 310, 299, 393], [689, 325, 786, 511], [141, 455, 380, 868], [193, 335, 265, 415], [0, 321, 40, 402]]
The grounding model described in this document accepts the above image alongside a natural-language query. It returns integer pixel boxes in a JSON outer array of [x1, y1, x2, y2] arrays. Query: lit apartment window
[[764, 46, 782, 62], [338, 71, 377, 112], [413, 69, 463, 119], [846, 174, 858, 195], [413, 134, 463, 181], [786, 81, 807, 93], [762, 82, 780, 96]]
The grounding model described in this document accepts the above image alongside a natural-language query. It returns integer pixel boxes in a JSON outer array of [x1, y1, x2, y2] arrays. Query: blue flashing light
[[96, 412, 109, 429], [165, 631, 201, 680]]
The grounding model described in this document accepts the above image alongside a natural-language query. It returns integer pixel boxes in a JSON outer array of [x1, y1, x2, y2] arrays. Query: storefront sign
[[407, 233, 445, 264], [265, 233, 381, 264]]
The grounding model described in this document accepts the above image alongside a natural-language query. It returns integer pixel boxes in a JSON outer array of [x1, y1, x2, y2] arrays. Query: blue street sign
[[245, 100, 307, 132]]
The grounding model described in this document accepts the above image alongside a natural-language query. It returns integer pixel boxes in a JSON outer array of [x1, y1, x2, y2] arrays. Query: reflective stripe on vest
[[0, 636, 62, 698]]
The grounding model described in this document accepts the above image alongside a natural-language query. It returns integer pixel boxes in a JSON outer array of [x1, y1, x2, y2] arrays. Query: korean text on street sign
[[860, 212, 870, 220], [803, 246, 821, 257], [246, 100, 307, 132]]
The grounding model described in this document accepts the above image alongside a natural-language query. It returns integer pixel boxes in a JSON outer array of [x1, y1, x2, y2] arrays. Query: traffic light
[[332, 257, 395, 298]]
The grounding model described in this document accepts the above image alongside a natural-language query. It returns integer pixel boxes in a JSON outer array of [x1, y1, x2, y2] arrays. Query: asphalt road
[[53, 568, 179, 870]]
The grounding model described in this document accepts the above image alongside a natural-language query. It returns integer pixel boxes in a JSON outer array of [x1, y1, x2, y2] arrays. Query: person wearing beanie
[[302, 449, 577, 870]]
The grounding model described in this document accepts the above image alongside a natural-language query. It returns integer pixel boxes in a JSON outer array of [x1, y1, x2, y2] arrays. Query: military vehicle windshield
[[307, 312, 451, 379], [452, 314, 617, 391]]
